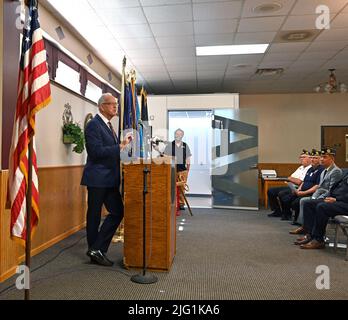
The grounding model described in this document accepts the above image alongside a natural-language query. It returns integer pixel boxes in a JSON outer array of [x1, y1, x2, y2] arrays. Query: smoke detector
[[255, 68, 284, 76], [252, 2, 283, 14]]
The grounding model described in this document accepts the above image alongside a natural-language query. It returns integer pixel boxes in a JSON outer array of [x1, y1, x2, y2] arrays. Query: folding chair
[[333, 215, 348, 261]]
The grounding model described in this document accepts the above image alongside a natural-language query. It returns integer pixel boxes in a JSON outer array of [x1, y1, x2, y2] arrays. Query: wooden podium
[[123, 157, 176, 271]]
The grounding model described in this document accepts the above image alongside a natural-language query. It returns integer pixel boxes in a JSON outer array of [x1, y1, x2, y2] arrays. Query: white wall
[[147, 94, 239, 140], [36, 84, 98, 167], [240, 93, 348, 163]]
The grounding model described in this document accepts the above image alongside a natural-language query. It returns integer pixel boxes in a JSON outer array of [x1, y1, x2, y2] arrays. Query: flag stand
[[25, 139, 34, 300]]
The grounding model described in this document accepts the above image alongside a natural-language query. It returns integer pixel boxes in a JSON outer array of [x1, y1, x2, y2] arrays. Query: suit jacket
[[81, 114, 120, 188], [330, 170, 348, 204], [312, 164, 342, 199]]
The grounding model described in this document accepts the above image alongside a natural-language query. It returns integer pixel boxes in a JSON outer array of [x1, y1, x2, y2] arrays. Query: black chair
[[333, 215, 348, 261]]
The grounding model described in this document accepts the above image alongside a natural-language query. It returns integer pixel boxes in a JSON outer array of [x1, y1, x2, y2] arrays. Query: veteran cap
[[301, 149, 310, 155], [321, 147, 336, 156], [311, 149, 321, 156]]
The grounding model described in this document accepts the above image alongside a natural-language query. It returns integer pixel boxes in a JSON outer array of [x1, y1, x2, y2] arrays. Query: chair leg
[[334, 224, 339, 253]]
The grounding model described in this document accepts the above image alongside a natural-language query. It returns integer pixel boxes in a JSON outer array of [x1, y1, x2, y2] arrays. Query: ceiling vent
[[252, 2, 282, 14], [274, 30, 320, 43], [255, 68, 284, 76]]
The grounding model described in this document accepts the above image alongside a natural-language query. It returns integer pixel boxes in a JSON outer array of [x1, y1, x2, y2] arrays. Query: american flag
[[8, 0, 51, 243]]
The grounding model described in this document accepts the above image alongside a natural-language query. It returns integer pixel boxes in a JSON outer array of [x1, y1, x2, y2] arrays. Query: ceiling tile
[[267, 42, 311, 53], [238, 17, 286, 33], [330, 13, 348, 28], [257, 61, 294, 68], [195, 34, 234, 46], [143, 4, 192, 23], [298, 51, 338, 60], [262, 52, 301, 62], [88, 0, 140, 8], [160, 47, 195, 58], [196, 63, 227, 71], [290, 59, 328, 68], [126, 48, 162, 59], [169, 71, 197, 80], [242, 0, 296, 18], [234, 32, 277, 44], [150, 22, 194, 36], [316, 28, 348, 41], [108, 24, 153, 38], [131, 58, 164, 66], [228, 54, 264, 65], [196, 56, 230, 65], [194, 19, 238, 35], [305, 40, 348, 52], [156, 35, 195, 48], [282, 15, 324, 31], [193, 1, 243, 20], [140, 0, 191, 5], [98, 8, 147, 25], [164, 56, 196, 65], [291, 0, 348, 15], [117, 37, 157, 50], [166, 64, 196, 72]]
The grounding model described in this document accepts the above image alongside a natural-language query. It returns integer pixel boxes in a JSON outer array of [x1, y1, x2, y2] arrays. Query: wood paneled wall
[[0, 166, 87, 282]]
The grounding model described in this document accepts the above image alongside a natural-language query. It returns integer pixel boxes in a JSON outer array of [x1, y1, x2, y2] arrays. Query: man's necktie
[[107, 122, 117, 141], [323, 169, 328, 178]]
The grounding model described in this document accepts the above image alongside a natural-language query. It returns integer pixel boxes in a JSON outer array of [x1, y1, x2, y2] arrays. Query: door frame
[[321, 125, 348, 147]]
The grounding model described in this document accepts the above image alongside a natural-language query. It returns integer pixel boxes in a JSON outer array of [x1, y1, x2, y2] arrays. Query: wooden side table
[[262, 178, 288, 209]]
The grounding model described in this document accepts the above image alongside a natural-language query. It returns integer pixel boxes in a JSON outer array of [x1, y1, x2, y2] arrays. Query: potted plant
[[62, 122, 85, 153]]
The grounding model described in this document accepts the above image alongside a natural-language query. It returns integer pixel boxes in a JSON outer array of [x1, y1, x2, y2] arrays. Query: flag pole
[[113, 56, 126, 244], [24, 139, 34, 300]]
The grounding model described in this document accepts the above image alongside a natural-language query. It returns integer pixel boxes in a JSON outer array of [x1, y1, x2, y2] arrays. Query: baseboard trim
[[0, 222, 86, 282]]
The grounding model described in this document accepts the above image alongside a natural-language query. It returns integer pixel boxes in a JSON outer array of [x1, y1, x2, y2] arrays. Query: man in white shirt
[[268, 150, 312, 218]]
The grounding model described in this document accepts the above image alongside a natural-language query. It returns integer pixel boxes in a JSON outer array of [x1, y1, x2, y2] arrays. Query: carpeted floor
[[0, 208, 347, 300]]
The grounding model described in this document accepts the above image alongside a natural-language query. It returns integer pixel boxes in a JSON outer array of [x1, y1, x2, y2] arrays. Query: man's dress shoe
[[268, 211, 281, 217], [289, 226, 305, 235], [87, 249, 113, 266], [300, 240, 325, 249], [294, 235, 311, 245]]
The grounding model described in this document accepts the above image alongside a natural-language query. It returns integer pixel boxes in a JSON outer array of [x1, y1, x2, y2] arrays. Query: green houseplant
[[62, 122, 85, 154]]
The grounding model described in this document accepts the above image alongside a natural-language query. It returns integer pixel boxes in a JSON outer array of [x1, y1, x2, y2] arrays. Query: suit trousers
[[267, 186, 290, 212], [86, 187, 124, 253], [312, 202, 348, 242]]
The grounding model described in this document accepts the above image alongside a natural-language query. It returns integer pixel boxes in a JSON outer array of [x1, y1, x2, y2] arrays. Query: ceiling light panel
[[196, 44, 269, 56]]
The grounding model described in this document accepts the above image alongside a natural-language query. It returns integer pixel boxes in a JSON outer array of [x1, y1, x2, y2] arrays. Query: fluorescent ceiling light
[[196, 44, 269, 56]]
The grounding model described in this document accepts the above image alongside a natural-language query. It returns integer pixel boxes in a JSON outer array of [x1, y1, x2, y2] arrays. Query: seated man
[[290, 147, 342, 235], [279, 149, 323, 223], [296, 169, 348, 249], [268, 149, 312, 217]]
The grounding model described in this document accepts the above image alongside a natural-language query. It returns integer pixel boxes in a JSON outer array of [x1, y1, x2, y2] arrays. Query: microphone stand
[[131, 123, 157, 284]]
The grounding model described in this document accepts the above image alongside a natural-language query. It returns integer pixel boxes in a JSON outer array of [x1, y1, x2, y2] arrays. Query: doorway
[[321, 126, 348, 168], [168, 110, 212, 208]]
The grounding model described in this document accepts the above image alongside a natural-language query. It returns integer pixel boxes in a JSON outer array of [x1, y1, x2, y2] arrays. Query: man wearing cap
[[279, 149, 324, 221], [291, 147, 342, 241], [267, 150, 312, 218], [298, 169, 348, 249]]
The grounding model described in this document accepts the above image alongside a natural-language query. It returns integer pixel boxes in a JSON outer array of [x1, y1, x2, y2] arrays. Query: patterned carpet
[[0, 208, 347, 300]]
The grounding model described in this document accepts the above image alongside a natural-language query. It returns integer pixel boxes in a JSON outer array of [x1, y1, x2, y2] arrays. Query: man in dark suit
[[298, 169, 348, 249], [81, 93, 131, 266]]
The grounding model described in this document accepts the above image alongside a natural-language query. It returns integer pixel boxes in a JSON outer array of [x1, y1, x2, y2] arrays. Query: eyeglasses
[[103, 102, 118, 106]]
